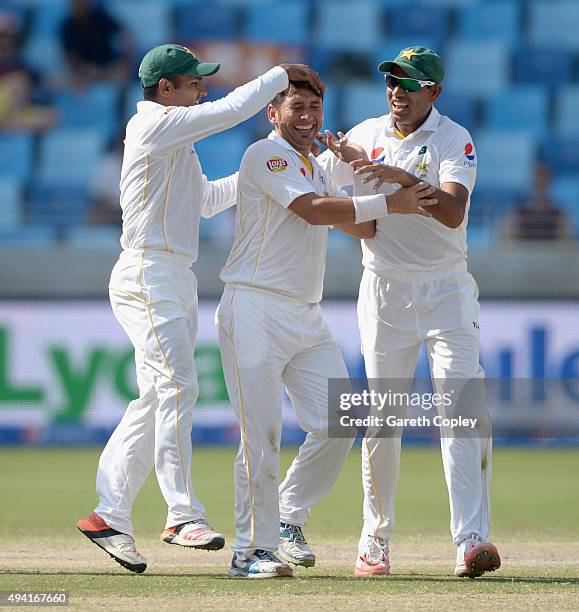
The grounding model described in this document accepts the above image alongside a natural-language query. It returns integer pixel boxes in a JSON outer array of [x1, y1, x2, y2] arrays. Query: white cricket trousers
[[95, 248, 205, 537], [216, 285, 354, 559], [358, 261, 491, 549]]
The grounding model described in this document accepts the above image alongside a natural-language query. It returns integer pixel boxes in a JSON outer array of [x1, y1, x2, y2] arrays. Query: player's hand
[[351, 160, 408, 189], [386, 182, 437, 217], [317, 130, 368, 163], [279, 63, 325, 96]]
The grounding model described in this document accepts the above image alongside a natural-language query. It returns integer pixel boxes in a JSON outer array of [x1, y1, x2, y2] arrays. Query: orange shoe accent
[[77, 512, 111, 532]]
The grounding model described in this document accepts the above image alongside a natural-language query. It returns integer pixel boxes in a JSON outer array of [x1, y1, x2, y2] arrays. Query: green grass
[[0, 447, 578, 610]]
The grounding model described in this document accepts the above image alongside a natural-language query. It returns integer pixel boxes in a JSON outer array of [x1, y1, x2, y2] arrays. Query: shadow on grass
[[2, 570, 578, 585]]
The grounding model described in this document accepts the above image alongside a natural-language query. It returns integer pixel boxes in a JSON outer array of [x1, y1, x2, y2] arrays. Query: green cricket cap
[[139, 44, 220, 88], [378, 46, 444, 83]]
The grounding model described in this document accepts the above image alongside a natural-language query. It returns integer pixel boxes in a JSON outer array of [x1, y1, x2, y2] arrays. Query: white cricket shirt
[[220, 131, 344, 304], [318, 107, 477, 272], [119, 67, 289, 262]]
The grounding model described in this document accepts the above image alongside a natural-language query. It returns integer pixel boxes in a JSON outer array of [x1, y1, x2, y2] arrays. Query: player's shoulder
[[435, 111, 474, 145], [242, 137, 290, 170], [348, 115, 388, 140]]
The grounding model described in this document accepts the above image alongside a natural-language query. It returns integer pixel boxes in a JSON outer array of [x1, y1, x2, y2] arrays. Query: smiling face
[[268, 84, 323, 156], [387, 66, 441, 136]]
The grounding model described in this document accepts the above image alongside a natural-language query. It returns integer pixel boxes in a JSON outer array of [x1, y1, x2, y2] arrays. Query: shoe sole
[[77, 527, 147, 574], [457, 543, 501, 578], [229, 566, 293, 579], [277, 549, 316, 568], [162, 533, 225, 550], [354, 566, 390, 577]]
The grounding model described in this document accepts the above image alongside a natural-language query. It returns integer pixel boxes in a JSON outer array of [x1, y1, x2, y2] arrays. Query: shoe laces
[[255, 550, 282, 563], [367, 535, 387, 562], [282, 524, 307, 545]]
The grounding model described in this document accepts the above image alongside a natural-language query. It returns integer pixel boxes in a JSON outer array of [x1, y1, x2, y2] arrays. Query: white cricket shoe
[[77, 512, 147, 573], [161, 519, 225, 550], [278, 523, 316, 567], [229, 550, 293, 579], [455, 533, 501, 578], [354, 536, 391, 577]]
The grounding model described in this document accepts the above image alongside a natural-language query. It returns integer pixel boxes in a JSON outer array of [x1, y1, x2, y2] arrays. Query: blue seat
[[435, 92, 478, 134], [194, 126, 251, 180], [342, 83, 389, 130], [321, 86, 341, 135], [529, 0, 579, 50], [106, 0, 171, 52], [124, 81, 144, 123], [475, 131, 536, 191], [22, 35, 64, 77], [470, 187, 523, 217], [29, 0, 68, 37], [555, 86, 579, 136], [54, 83, 120, 140], [551, 176, 579, 235], [175, 3, 239, 40], [39, 128, 106, 184], [315, 0, 382, 52], [0, 178, 23, 229], [541, 137, 579, 177], [444, 42, 509, 96], [513, 46, 573, 87], [28, 181, 91, 229], [66, 225, 122, 248], [387, 5, 449, 43], [485, 87, 549, 138], [457, 1, 520, 43], [0, 133, 33, 181], [244, 1, 308, 45]]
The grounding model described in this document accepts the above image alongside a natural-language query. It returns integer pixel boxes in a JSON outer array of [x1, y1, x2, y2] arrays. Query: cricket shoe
[[229, 550, 293, 579], [278, 523, 316, 567], [455, 534, 501, 578], [161, 519, 225, 550], [354, 536, 391, 577], [77, 512, 147, 574]]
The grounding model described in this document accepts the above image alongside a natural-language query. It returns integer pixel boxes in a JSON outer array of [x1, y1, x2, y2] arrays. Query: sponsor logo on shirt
[[267, 156, 288, 172], [465, 143, 475, 160], [300, 167, 306, 176], [163, 106, 176, 115], [418, 145, 427, 155], [371, 147, 385, 162]]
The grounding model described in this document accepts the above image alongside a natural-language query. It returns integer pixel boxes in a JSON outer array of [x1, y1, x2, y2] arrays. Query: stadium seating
[[386, 5, 449, 49], [475, 132, 535, 192], [175, 2, 239, 41], [193, 126, 251, 180], [0, 133, 33, 182], [551, 176, 579, 235], [485, 87, 549, 138], [0, 178, 23, 229], [457, 1, 520, 44], [244, 1, 309, 45], [554, 86, 579, 136], [528, 0, 579, 50], [541, 137, 579, 177], [444, 41, 510, 96], [342, 83, 389, 130], [315, 0, 382, 53], [27, 181, 91, 229], [106, 0, 172, 52], [435, 92, 478, 135], [513, 46, 573, 88], [38, 128, 106, 185]]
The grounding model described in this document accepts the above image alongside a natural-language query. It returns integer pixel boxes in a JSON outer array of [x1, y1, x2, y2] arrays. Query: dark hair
[[270, 80, 324, 109], [143, 75, 181, 101]]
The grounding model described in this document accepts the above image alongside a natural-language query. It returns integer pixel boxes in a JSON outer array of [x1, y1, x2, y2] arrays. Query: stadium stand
[[0, 0, 578, 246]]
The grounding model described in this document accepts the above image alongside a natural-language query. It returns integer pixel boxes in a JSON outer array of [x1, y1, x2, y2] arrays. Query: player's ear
[[267, 103, 278, 127], [430, 83, 442, 103]]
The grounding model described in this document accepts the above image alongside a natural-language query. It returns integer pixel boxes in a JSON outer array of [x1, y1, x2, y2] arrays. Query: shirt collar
[[387, 106, 441, 139], [136, 100, 165, 113], [267, 131, 315, 161]]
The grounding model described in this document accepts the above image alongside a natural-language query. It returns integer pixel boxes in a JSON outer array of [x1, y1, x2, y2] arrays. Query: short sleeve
[[438, 125, 477, 194], [241, 142, 315, 209]]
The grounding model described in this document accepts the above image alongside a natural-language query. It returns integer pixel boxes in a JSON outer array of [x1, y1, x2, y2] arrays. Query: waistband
[[224, 282, 318, 306], [120, 247, 195, 267], [366, 259, 468, 279]]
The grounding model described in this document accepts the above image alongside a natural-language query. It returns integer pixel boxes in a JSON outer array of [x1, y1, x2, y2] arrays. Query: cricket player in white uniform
[[216, 79, 438, 579], [77, 43, 326, 573], [318, 47, 501, 578]]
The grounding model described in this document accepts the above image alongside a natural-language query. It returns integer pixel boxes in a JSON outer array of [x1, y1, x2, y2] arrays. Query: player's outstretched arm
[[334, 221, 376, 239], [288, 183, 437, 226]]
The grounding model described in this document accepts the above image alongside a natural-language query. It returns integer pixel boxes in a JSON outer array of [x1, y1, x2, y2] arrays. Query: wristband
[[352, 194, 388, 223]]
